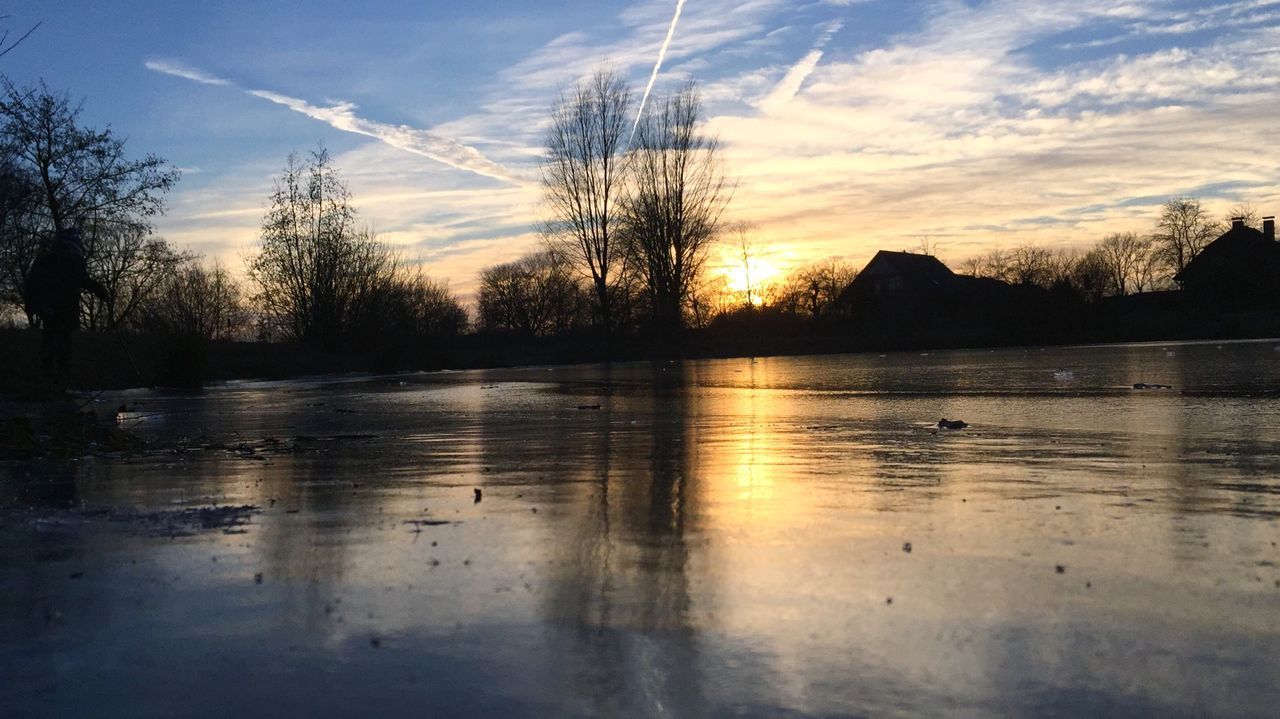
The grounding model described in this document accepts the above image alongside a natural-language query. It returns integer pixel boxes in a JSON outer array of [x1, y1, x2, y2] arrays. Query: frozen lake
[[3, 339, 1280, 717]]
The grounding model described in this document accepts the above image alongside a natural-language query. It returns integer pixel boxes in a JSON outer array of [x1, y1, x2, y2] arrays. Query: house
[[839, 249, 956, 302], [833, 250, 1013, 342], [1174, 216, 1280, 308], [832, 248, 1092, 347]]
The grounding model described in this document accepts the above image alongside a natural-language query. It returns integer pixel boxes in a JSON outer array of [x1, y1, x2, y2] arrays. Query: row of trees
[[249, 147, 466, 349], [2, 66, 1258, 358], [0, 77, 465, 352], [476, 244, 861, 337], [956, 197, 1237, 299], [0, 78, 228, 336], [476, 188, 1249, 338], [539, 71, 730, 338]]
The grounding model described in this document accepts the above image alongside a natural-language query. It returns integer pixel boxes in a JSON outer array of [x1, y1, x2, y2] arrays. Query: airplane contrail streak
[[144, 58, 522, 185], [631, 0, 688, 140]]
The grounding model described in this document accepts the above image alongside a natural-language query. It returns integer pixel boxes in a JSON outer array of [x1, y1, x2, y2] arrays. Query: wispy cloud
[[145, 0, 1280, 292], [703, 0, 1280, 266], [145, 59, 523, 186], [632, 0, 689, 138], [144, 59, 233, 86], [247, 90, 526, 186], [759, 20, 843, 110]]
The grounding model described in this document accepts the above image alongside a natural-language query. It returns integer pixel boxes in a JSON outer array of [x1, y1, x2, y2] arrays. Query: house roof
[[833, 250, 960, 307], [861, 250, 957, 288], [1174, 224, 1280, 286]]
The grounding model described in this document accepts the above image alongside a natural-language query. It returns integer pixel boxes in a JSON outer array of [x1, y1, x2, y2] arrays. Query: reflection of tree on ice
[[533, 368, 709, 715]]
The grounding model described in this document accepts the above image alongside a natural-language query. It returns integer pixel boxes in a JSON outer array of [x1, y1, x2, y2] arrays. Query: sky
[[4, 0, 1280, 299]]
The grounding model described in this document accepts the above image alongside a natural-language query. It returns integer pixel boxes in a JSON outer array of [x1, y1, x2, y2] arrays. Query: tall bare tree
[[0, 79, 178, 234], [729, 223, 764, 309], [625, 83, 730, 334], [540, 69, 633, 336], [1095, 231, 1155, 296], [247, 147, 396, 349], [1154, 196, 1220, 279], [0, 79, 178, 321]]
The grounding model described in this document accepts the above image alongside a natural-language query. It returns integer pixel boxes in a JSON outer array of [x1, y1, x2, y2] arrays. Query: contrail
[[144, 58, 522, 185], [145, 59, 233, 86], [760, 20, 844, 111], [631, 0, 688, 140], [249, 91, 523, 186]]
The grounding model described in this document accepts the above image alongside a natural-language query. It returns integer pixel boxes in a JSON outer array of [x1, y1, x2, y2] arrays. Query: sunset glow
[[7, 1, 1279, 302], [718, 251, 785, 304]]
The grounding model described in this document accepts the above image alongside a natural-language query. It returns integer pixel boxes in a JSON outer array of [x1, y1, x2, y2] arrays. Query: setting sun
[[718, 250, 786, 305]]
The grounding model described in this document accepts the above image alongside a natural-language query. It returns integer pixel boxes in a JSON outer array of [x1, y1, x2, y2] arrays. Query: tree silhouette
[[1096, 231, 1155, 296], [248, 147, 394, 348], [624, 83, 729, 335], [1154, 197, 1220, 279], [0, 79, 178, 322], [478, 250, 589, 336], [141, 260, 247, 341], [540, 69, 633, 337], [0, 79, 178, 234]]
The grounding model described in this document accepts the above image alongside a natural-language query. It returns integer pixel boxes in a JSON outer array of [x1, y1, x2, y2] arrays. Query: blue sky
[[5, 1, 1280, 297]]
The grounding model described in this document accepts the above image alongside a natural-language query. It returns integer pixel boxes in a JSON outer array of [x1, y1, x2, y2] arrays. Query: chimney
[[1231, 217, 1245, 230], [1265, 216, 1275, 242]]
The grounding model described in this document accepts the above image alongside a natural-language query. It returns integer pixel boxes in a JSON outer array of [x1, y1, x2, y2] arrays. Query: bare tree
[[540, 69, 633, 336], [0, 141, 38, 316], [956, 253, 985, 278], [0, 79, 178, 321], [902, 235, 939, 257], [141, 260, 247, 341], [727, 223, 766, 309], [1002, 244, 1056, 287], [247, 147, 396, 349], [774, 258, 858, 319], [624, 83, 730, 334], [1224, 201, 1259, 229], [1095, 232, 1154, 296], [1154, 196, 1220, 279], [372, 267, 468, 340], [0, 79, 178, 234], [478, 250, 589, 336], [82, 222, 190, 330], [686, 272, 735, 328], [1067, 248, 1113, 302], [958, 247, 1009, 281]]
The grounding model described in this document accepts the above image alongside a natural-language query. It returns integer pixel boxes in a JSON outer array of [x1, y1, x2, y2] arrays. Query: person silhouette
[[24, 227, 111, 383]]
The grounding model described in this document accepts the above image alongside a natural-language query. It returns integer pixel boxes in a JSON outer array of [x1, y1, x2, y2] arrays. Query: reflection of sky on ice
[[3, 340, 1279, 717]]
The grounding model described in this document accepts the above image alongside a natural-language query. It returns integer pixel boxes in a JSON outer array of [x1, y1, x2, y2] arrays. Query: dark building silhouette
[[833, 250, 1021, 345], [834, 251, 960, 325], [828, 246, 1109, 349], [1174, 216, 1280, 308]]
